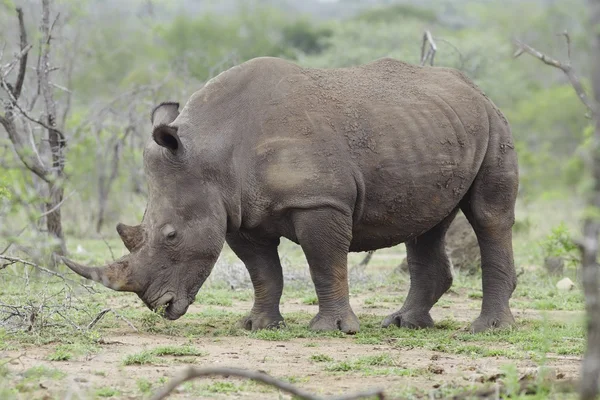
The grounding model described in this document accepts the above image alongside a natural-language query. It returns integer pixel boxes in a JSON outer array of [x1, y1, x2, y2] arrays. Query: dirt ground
[[2, 291, 583, 400], [0, 239, 586, 400]]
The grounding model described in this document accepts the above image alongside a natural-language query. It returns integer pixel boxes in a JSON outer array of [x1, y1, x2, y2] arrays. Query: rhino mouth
[[163, 298, 191, 320], [145, 293, 191, 320]]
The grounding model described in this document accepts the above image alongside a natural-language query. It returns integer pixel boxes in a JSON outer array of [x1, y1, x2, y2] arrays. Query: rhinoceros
[[63, 56, 518, 334]]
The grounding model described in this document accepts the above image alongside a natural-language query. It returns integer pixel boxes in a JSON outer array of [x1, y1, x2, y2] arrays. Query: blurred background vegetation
[[0, 0, 592, 262]]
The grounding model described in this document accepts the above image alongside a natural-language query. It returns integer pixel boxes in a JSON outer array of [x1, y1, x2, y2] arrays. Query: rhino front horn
[[60, 256, 138, 292]]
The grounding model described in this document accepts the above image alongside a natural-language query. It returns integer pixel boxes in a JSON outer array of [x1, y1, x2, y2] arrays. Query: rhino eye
[[161, 225, 177, 241]]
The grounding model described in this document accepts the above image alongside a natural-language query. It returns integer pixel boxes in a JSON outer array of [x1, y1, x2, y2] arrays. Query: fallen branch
[[87, 308, 138, 332], [150, 367, 384, 400]]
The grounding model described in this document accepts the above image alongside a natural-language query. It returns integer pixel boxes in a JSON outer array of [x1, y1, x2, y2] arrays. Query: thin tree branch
[[149, 367, 385, 400], [0, 255, 66, 281], [0, 254, 96, 294], [13, 7, 29, 100], [37, 190, 73, 218], [0, 75, 65, 141], [513, 38, 598, 117], [420, 30, 437, 66], [0, 107, 50, 182], [1, 44, 32, 79], [559, 30, 572, 63]]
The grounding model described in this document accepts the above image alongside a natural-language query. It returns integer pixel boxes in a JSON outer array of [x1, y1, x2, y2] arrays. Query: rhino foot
[[309, 309, 360, 334], [238, 312, 285, 331], [470, 310, 515, 333], [382, 310, 434, 329]]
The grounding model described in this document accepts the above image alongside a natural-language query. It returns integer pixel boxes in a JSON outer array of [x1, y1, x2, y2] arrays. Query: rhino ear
[[153, 124, 181, 152], [151, 102, 179, 127], [151, 102, 181, 153]]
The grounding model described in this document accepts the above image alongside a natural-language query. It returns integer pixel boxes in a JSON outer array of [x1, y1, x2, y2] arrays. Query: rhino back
[[176, 57, 499, 249]]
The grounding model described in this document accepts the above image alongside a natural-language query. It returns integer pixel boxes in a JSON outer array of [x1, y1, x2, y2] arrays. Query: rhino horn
[[116, 223, 144, 252], [60, 256, 139, 292]]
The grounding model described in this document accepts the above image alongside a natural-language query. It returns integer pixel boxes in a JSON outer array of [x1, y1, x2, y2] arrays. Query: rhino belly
[[349, 170, 475, 252]]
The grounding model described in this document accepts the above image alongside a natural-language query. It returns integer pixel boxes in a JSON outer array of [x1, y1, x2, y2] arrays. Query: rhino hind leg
[[292, 208, 360, 334], [226, 233, 285, 331], [382, 209, 458, 330], [460, 173, 518, 333]]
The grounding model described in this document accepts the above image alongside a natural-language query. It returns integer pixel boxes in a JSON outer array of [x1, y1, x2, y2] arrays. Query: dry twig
[[420, 30, 437, 66], [0, 254, 95, 293], [513, 34, 598, 117], [150, 367, 384, 400]]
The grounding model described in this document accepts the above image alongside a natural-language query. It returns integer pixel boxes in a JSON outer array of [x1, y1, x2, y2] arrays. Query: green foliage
[[281, 18, 333, 55], [539, 223, 580, 267], [47, 346, 72, 361], [95, 387, 120, 397], [354, 3, 438, 24], [136, 378, 153, 394], [122, 351, 158, 366]]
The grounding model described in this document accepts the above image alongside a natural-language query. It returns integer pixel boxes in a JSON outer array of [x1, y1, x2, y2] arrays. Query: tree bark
[[39, 0, 66, 255], [581, 1, 600, 398]]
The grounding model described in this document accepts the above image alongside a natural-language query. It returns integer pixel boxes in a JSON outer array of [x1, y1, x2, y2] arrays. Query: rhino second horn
[[116, 223, 144, 251], [60, 256, 137, 292]]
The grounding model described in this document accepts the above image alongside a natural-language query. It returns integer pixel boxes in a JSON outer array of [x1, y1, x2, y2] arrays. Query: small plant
[[123, 351, 158, 366], [140, 310, 163, 332], [540, 223, 580, 268], [22, 366, 65, 380], [202, 381, 239, 393], [123, 345, 206, 365], [136, 378, 153, 394], [152, 345, 206, 357], [310, 354, 333, 362], [47, 345, 73, 361], [301, 295, 318, 305], [96, 387, 120, 397]]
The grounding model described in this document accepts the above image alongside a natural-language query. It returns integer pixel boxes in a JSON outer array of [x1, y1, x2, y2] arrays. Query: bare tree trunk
[[581, 2, 600, 398], [39, 0, 66, 255]]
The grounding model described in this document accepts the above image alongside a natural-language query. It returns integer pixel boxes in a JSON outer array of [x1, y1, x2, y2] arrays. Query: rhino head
[[62, 102, 228, 320]]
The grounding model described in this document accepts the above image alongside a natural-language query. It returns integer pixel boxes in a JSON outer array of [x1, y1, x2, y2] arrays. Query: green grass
[[301, 294, 319, 305], [323, 354, 428, 376], [95, 387, 120, 397], [0, 226, 588, 399], [151, 345, 207, 357], [310, 353, 333, 362], [136, 378, 153, 394], [123, 350, 158, 366], [47, 346, 72, 361], [195, 290, 234, 306], [123, 345, 208, 365]]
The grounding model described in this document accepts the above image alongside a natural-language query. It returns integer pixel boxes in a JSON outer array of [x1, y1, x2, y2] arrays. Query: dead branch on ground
[[150, 366, 385, 400]]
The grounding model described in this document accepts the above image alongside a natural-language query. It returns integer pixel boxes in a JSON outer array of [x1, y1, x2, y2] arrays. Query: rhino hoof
[[470, 311, 515, 333], [382, 311, 434, 329], [238, 313, 285, 331], [309, 310, 360, 334]]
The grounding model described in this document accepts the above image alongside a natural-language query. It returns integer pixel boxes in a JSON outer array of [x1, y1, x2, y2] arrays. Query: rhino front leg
[[226, 233, 285, 330], [292, 209, 359, 334], [383, 209, 458, 329]]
